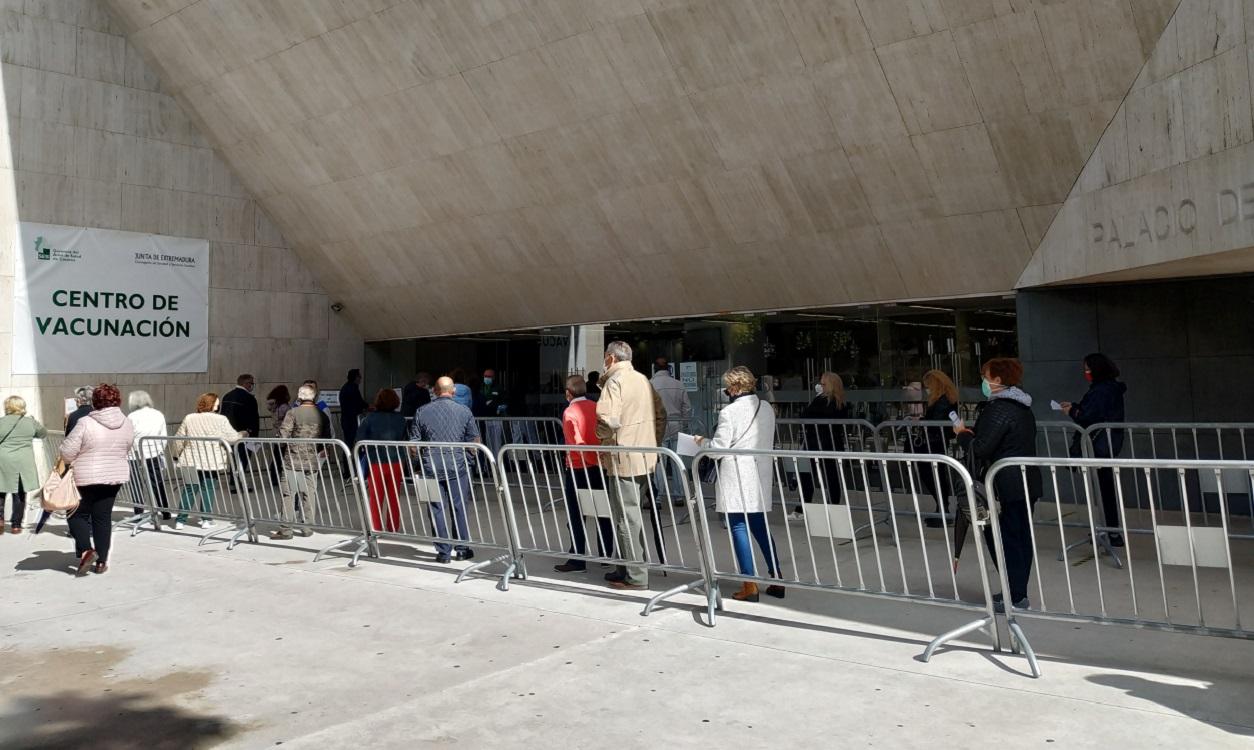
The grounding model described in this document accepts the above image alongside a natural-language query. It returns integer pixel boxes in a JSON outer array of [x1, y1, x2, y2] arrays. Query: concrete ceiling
[[107, 0, 1178, 338]]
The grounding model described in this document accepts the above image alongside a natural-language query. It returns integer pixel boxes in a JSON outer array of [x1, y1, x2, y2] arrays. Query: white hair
[[74, 386, 94, 406], [605, 340, 632, 363], [297, 385, 317, 402], [127, 390, 154, 412]]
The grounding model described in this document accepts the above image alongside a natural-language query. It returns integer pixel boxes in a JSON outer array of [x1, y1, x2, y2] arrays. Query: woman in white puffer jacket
[[60, 383, 134, 576]]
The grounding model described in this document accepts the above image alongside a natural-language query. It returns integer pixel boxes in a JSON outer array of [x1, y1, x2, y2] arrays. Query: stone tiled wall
[[0, 0, 362, 428]]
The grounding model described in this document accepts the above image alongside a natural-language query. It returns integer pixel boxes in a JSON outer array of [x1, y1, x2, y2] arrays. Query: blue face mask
[[483, 377, 493, 386], [980, 379, 993, 398]]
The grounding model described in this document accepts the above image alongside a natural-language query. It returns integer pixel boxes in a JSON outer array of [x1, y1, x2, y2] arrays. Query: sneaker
[[199, 519, 213, 529], [174, 521, 186, 530], [295, 529, 314, 537], [434, 552, 451, 564], [270, 529, 294, 540], [453, 549, 475, 562], [786, 511, 805, 522]]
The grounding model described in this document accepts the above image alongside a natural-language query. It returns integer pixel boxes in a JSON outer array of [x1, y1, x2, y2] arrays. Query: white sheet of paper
[[1050, 400, 1064, 411], [677, 432, 701, 457], [245, 442, 262, 453]]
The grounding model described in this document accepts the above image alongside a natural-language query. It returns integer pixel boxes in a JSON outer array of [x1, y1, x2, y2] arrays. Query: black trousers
[[918, 460, 954, 514], [69, 484, 121, 564], [563, 467, 615, 559], [800, 458, 845, 505], [985, 495, 1038, 602], [5, 477, 26, 527], [134, 457, 171, 518], [1096, 467, 1121, 530]]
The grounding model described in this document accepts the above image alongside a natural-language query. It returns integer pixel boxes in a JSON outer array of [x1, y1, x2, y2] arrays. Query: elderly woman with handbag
[[59, 383, 134, 576], [695, 366, 785, 603], [0, 396, 48, 535]]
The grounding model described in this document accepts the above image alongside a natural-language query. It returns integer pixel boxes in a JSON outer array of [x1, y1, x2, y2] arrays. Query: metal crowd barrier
[[496, 444, 716, 619], [775, 418, 880, 452], [135, 435, 255, 548], [985, 455, 1254, 678], [476, 417, 564, 474], [688, 446, 1006, 665], [238, 438, 373, 566], [355, 440, 521, 589]]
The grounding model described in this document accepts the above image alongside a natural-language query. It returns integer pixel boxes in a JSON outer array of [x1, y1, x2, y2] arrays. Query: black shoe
[[604, 570, 626, 583], [1107, 532, 1125, 548], [554, 561, 587, 573], [434, 552, 451, 564], [992, 594, 1030, 614], [453, 549, 475, 561], [924, 517, 943, 528]]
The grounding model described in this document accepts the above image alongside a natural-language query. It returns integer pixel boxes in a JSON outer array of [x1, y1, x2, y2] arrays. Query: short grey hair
[[605, 340, 632, 363], [127, 390, 154, 412], [565, 374, 587, 397], [74, 386, 94, 406], [297, 385, 317, 402]]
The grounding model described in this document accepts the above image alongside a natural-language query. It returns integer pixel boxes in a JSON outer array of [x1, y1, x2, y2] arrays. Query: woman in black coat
[[916, 370, 959, 527], [1059, 353, 1127, 546], [956, 358, 1042, 611], [791, 372, 852, 518]]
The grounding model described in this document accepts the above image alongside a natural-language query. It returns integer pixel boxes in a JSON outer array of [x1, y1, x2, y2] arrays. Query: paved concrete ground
[[2, 519, 1253, 749]]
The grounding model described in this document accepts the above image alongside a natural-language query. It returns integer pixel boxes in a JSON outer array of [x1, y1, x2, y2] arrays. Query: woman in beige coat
[[171, 392, 243, 530], [0, 396, 47, 534]]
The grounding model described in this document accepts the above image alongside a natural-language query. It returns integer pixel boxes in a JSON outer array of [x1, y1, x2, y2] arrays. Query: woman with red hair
[[59, 383, 134, 575]]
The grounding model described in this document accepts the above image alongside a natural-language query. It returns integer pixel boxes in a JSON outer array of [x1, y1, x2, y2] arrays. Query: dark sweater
[[1068, 380, 1127, 458], [800, 396, 852, 451]]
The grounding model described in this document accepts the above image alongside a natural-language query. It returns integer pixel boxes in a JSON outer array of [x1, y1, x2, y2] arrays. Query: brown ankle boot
[[732, 582, 759, 602]]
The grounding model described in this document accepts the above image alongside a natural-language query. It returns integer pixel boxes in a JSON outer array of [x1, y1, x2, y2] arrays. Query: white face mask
[[814, 383, 823, 395]]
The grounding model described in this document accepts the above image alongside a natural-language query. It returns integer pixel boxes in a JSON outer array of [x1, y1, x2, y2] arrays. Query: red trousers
[[366, 462, 403, 532]]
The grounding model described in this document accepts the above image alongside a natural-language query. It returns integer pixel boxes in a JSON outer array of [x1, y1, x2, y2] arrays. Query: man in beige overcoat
[[595, 341, 667, 590]]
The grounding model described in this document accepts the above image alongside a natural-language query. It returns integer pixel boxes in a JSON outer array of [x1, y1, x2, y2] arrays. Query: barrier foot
[[198, 523, 234, 547], [921, 616, 993, 663], [456, 553, 511, 585], [1058, 533, 1124, 570], [642, 578, 706, 618], [315, 535, 365, 563], [115, 512, 151, 536], [1007, 619, 1042, 678], [226, 524, 250, 551], [366, 538, 381, 560], [496, 560, 520, 592]]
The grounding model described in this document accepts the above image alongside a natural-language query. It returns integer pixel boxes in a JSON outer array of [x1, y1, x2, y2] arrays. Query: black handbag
[[696, 401, 761, 484]]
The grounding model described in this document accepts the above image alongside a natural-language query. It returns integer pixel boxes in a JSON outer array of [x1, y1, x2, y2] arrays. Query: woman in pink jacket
[[59, 383, 134, 576]]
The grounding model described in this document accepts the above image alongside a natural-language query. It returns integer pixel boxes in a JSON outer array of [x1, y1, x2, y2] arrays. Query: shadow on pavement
[[1087, 674, 1254, 736], [1, 691, 238, 749], [12, 550, 73, 575]]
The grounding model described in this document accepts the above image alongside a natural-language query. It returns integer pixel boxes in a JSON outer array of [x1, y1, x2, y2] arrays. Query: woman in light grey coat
[[698, 367, 784, 602], [0, 396, 48, 534]]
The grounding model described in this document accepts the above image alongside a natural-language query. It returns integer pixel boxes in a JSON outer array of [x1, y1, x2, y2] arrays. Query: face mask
[[980, 379, 993, 398], [814, 383, 823, 395], [483, 377, 493, 385], [1084, 371, 1093, 383]]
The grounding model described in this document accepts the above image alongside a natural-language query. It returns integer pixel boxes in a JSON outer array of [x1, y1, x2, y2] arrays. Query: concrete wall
[[0, 1, 362, 427], [1017, 275, 1254, 423], [1022, 0, 1254, 286]]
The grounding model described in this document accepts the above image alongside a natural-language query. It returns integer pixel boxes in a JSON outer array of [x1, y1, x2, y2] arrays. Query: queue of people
[[0, 350, 1126, 617]]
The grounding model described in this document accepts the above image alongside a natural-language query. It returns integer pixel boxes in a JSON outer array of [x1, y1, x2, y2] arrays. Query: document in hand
[[677, 432, 701, 457]]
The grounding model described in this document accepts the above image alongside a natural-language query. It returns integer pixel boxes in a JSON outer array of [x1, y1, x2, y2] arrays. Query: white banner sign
[[12, 222, 209, 374]]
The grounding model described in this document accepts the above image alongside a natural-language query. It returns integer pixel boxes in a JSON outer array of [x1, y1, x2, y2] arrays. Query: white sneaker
[[199, 519, 212, 529], [787, 511, 805, 522], [174, 521, 185, 530]]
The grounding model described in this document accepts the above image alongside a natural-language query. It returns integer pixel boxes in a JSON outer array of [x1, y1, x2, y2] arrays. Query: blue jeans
[[728, 511, 780, 577], [430, 472, 471, 555]]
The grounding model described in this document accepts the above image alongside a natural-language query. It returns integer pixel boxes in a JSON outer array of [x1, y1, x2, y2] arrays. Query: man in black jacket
[[219, 374, 259, 481], [339, 369, 368, 447], [400, 372, 431, 419]]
